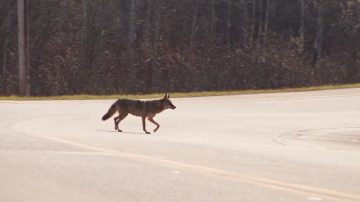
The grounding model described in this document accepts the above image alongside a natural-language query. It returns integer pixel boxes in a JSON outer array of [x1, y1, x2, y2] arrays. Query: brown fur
[[102, 94, 176, 134]]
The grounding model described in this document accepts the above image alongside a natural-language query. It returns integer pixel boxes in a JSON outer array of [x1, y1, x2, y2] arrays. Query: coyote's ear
[[167, 94, 170, 99], [163, 94, 168, 100]]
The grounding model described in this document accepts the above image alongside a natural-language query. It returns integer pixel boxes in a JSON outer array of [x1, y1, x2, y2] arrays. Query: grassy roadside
[[1, 83, 360, 101]]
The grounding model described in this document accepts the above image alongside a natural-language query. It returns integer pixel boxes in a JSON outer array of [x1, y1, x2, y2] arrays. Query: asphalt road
[[1, 89, 360, 202]]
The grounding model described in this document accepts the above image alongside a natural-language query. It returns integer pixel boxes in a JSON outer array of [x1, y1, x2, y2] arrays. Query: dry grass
[[1, 83, 360, 101]]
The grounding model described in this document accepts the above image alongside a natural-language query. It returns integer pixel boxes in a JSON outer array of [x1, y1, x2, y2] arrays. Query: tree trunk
[[2, 37, 7, 76], [240, 0, 249, 47], [144, 0, 152, 49], [128, 0, 137, 64], [257, 0, 263, 45], [249, 0, 256, 47], [17, 0, 30, 96], [226, 0, 232, 49], [189, 0, 198, 60], [299, 0, 305, 52], [210, 0, 216, 42], [264, 0, 270, 43], [153, 0, 160, 57], [313, 0, 323, 66]]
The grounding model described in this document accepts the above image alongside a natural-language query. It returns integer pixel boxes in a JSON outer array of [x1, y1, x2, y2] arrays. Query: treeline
[[0, 0, 359, 95]]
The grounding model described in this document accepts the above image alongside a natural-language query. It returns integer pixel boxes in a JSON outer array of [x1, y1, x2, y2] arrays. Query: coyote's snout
[[102, 94, 176, 134]]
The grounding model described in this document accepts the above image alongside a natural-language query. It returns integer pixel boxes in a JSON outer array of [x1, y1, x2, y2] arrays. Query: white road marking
[[171, 170, 181, 175], [307, 196, 323, 201]]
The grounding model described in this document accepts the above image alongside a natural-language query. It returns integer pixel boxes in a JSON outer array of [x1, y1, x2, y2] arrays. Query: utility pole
[[18, 0, 30, 96]]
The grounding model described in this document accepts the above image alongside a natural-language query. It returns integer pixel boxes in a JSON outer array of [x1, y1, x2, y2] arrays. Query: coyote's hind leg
[[114, 113, 128, 132]]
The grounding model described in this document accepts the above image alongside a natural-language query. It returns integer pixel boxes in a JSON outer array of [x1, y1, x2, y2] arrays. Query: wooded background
[[0, 0, 359, 96]]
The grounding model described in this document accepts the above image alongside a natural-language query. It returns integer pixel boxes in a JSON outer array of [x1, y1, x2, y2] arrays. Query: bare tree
[[210, 0, 216, 42], [313, 0, 323, 66], [257, 0, 263, 45], [144, 0, 152, 49], [128, 0, 137, 64], [249, 0, 256, 47], [189, 0, 198, 60], [240, 0, 249, 47], [226, 0, 232, 48], [264, 0, 271, 43], [1, 0, 359, 95], [299, 0, 305, 52], [17, 0, 30, 96], [2, 37, 7, 76], [153, 0, 161, 57]]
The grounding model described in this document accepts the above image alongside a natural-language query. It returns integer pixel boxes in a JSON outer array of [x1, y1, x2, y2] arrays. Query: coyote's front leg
[[142, 116, 151, 134], [147, 114, 160, 132]]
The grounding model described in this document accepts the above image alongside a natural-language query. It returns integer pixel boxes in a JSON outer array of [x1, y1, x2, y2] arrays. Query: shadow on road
[[96, 129, 145, 135]]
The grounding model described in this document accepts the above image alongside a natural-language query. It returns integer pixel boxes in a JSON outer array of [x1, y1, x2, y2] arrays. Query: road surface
[[1, 89, 360, 202]]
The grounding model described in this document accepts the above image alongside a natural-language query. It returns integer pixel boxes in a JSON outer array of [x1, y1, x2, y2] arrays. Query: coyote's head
[[161, 94, 176, 110]]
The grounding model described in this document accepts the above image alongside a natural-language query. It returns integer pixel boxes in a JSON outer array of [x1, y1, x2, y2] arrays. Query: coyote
[[102, 94, 176, 134]]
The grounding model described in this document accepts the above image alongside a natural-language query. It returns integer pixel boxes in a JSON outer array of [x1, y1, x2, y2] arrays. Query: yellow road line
[[17, 131, 360, 202]]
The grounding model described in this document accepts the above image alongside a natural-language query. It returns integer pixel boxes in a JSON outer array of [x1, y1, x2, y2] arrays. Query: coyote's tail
[[102, 103, 117, 121]]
